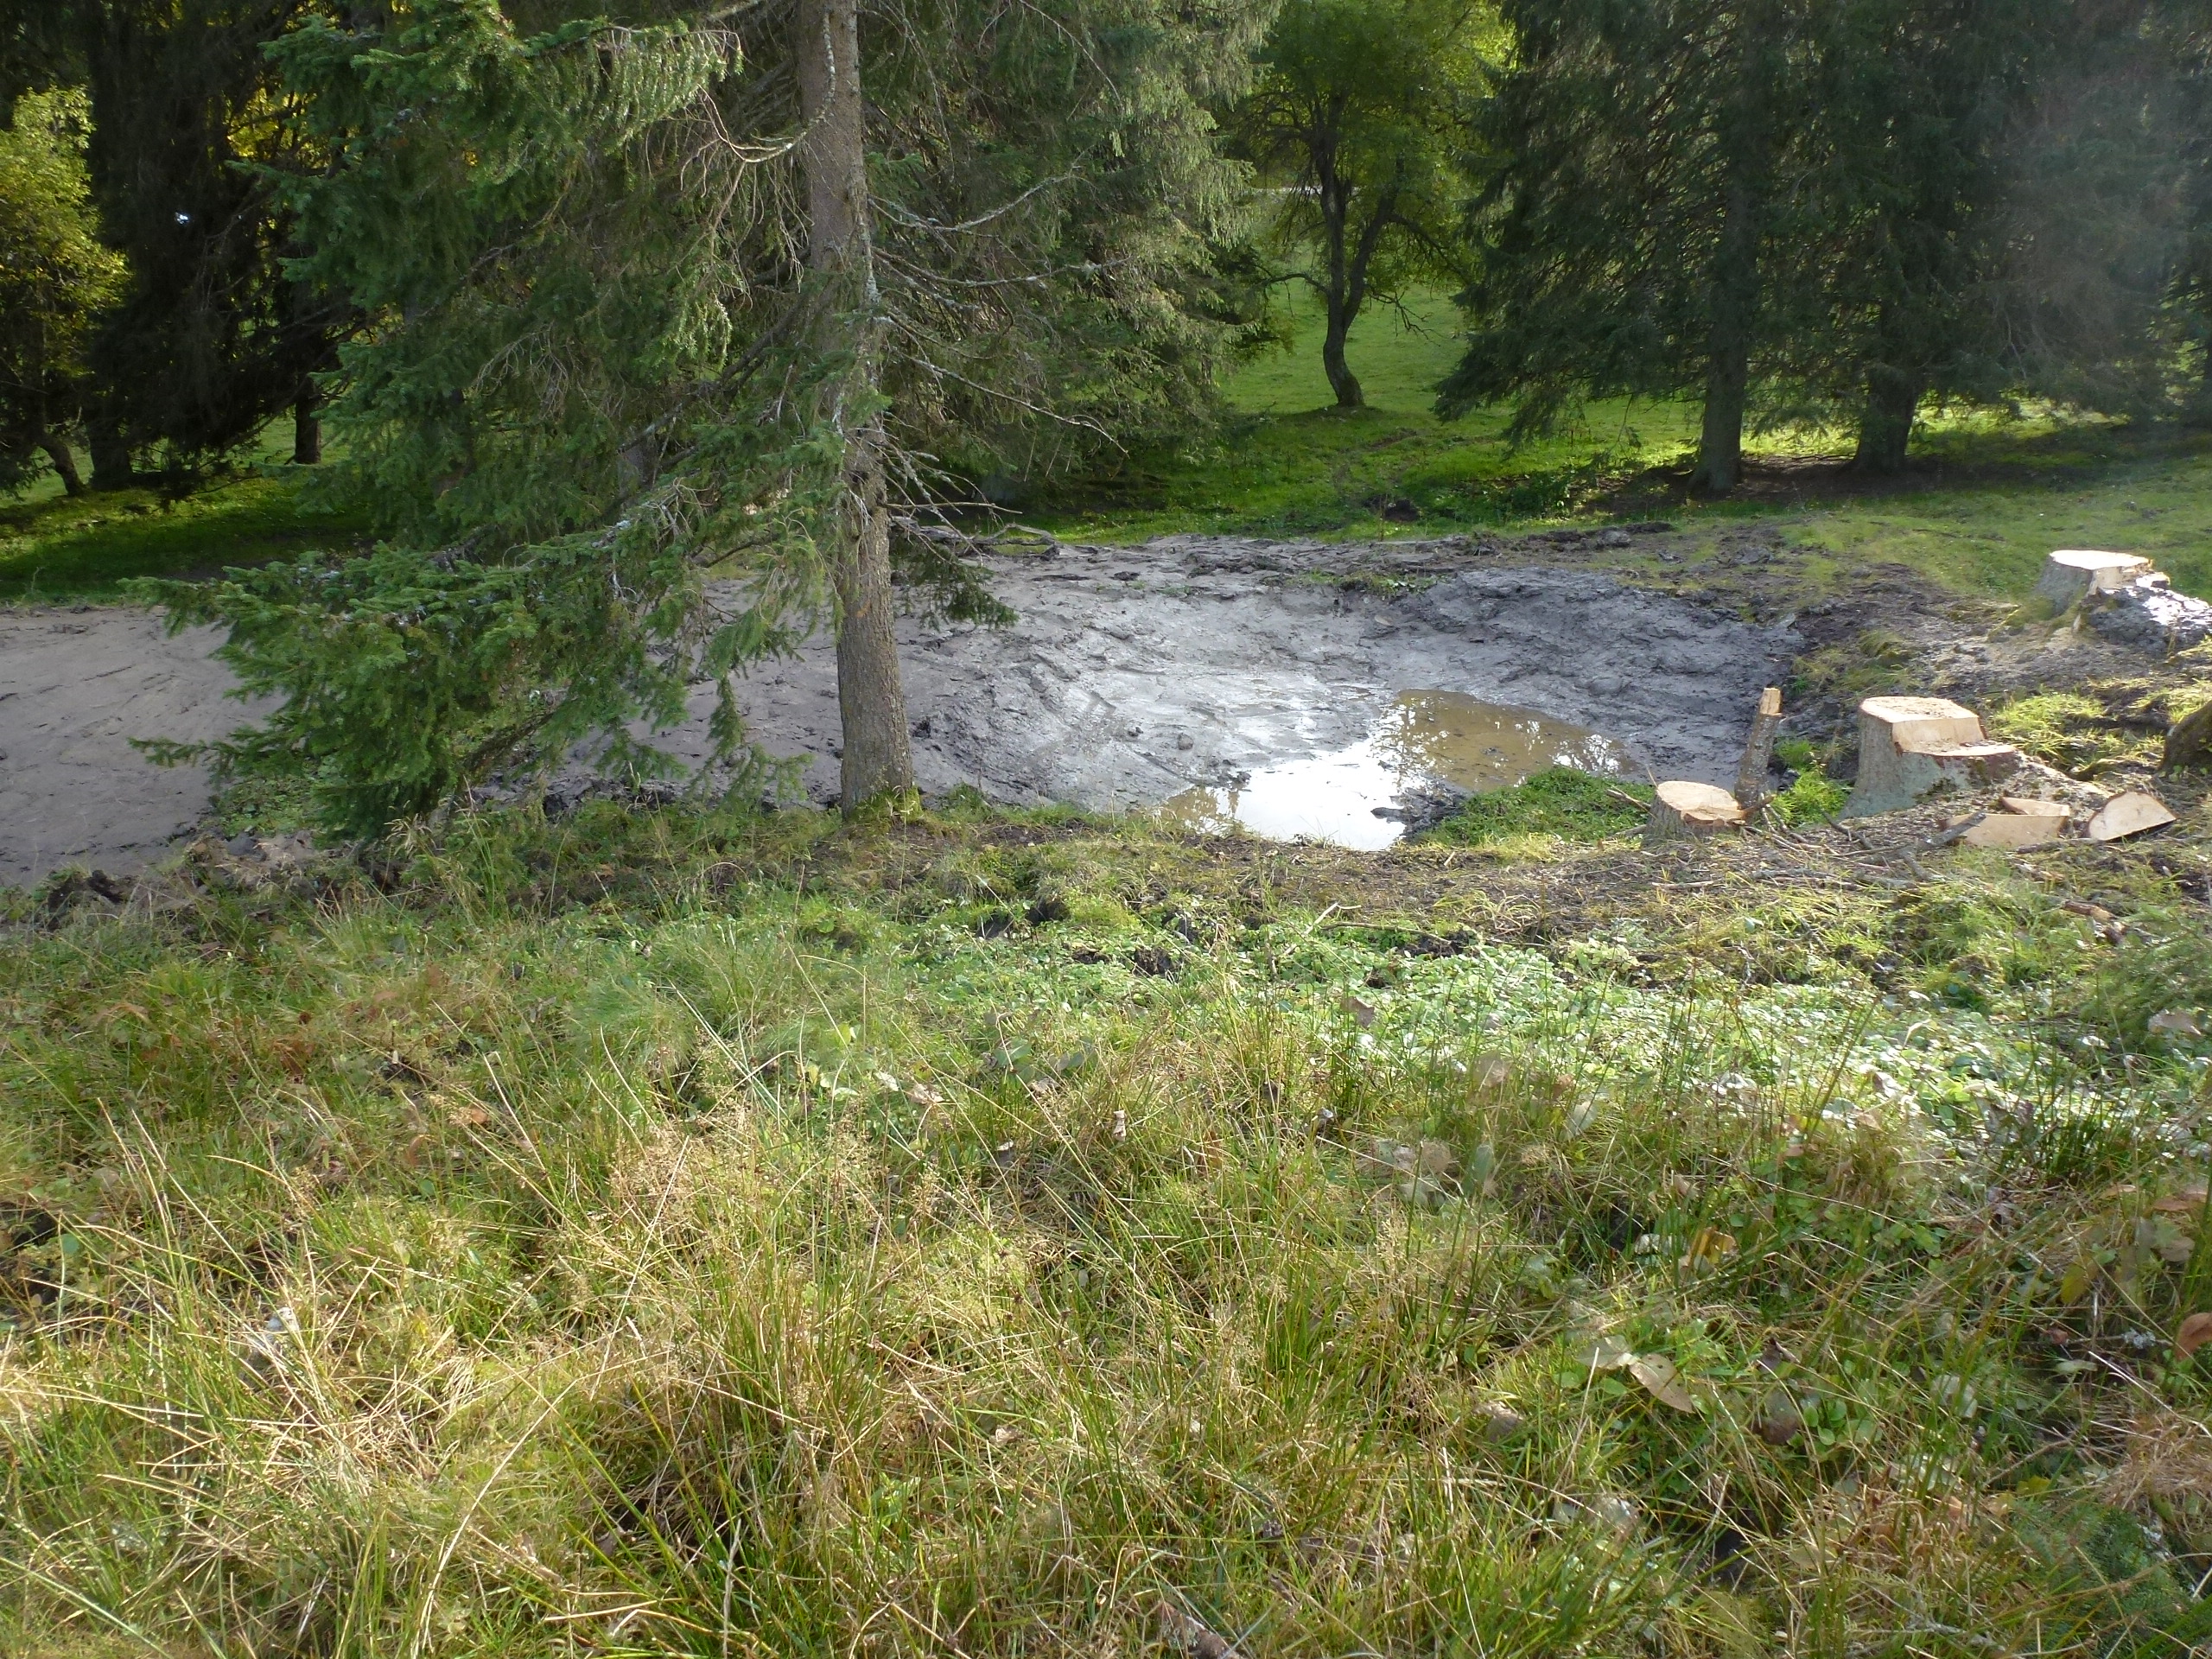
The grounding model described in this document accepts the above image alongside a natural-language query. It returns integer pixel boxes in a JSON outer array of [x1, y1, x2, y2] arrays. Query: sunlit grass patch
[[1424, 767, 1651, 849]]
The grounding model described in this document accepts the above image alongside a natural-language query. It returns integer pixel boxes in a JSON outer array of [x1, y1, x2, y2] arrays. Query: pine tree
[[1438, 0, 1810, 493], [145, 0, 1269, 835], [12, 0, 351, 483], [0, 88, 124, 494], [1230, 0, 1483, 410]]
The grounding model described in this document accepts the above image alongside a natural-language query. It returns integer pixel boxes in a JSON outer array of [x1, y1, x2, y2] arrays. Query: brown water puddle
[[1160, 690, 1629, 850]]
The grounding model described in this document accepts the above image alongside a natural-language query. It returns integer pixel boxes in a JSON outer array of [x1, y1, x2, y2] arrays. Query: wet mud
[[0, 607, 272, 889], [2, 535, 1799, 885], [690, 537, 1798, 823]]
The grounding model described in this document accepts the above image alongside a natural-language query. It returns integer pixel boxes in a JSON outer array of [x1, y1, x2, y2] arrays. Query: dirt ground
[[0, 522, 2195, 887], [0, 607, 272, 889]]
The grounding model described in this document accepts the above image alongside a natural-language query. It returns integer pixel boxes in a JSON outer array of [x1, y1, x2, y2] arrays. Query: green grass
[[0, 472, 369, 602], [4, 798, 2212, 1655], [1424, 766, 1652, 850]]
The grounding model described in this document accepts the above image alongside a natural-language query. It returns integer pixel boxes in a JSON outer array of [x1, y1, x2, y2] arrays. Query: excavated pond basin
[[0, 536, 1799, 884]]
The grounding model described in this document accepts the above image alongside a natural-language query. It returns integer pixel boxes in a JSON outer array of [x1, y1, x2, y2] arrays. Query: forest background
[[10, 0, 2212, 828]]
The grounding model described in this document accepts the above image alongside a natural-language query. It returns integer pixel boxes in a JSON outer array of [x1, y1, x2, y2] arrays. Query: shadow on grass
[[0, 474, 370, 603]]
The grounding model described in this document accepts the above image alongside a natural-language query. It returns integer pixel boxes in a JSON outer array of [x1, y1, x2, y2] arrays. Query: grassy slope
[[4, 803, 2212, 1655]]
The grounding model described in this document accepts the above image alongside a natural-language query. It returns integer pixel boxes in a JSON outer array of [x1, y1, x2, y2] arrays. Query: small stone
[[2087, 578, 2212, 653]]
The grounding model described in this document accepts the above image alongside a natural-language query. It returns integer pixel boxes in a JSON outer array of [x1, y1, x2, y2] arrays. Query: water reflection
[[1160, 690, 1628, 850]]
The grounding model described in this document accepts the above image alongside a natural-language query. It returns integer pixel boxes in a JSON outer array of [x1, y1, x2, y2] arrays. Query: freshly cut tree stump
[[1647, 780, 1746, 839], [2034, 550, 2154, 611], [1734, 686, 1784, 810], [2086, 791, 2176, 842], [1845, 696, 2019, 817]]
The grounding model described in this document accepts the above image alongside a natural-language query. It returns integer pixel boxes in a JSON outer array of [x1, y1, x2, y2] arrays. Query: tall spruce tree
[[1231, 0, 1483, 410], [1438, 0, 1808, 492], [147, 0, 1268, 833], [1777, 0, 2074, 470], [7, 0, 351, 483]]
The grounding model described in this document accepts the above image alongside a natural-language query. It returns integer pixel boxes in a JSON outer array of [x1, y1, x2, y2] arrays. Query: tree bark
[[87, 414, 132, 492], [35, 431, 86, 497], [1317, 165, 1363, 409], [1853, 363, 1922, 474], [1688, 169, 1762, 493], [798, 0, 912, 812], [1321, 296, 1363, 410], [293, 384, 321, 465]]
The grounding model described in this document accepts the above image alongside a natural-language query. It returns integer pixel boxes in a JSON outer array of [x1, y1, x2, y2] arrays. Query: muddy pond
[[0, 535, 1799, 885], [1159, 691, 1628, 849]]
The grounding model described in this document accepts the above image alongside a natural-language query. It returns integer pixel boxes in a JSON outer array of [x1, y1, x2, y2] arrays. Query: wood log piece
[[1647, 780, 1746, 839], [2085, 791, 2177, 842], [1734, 686, 1785, 811]]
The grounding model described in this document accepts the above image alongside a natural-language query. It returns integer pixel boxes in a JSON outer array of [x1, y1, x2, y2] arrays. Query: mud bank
[[1, 537, 1798, 886], [658, 536, 1797, 813]]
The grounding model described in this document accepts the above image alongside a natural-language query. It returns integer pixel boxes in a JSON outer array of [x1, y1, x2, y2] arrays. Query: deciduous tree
[[1232, 0, 1483, 409], [0, 88, 124, 494]]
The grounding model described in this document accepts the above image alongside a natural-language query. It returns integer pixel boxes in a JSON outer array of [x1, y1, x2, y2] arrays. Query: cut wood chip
[[2177, 1311, 2212, 1359], [2086, 790, 2177, 842], [1628, 1352, 1698, 1411], [1961, 810, 2065, 849], [1999, 795, 2071, 817]]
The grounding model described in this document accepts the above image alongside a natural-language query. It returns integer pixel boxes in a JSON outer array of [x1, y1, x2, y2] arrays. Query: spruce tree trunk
[[87, 416, 132, 492], [1688, 175, 1761, 494], [798, 0, 912, 811], [293, 385, 321, 465], [36, 432, 86, 497], [1853, 364, 1922, 474]]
